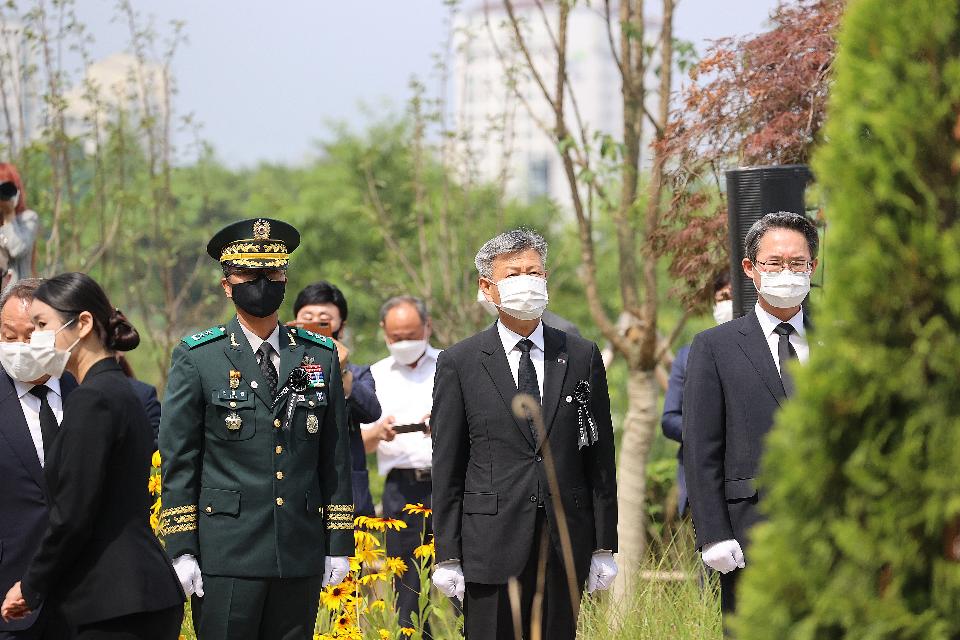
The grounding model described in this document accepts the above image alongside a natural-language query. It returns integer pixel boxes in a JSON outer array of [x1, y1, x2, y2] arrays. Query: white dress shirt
[[238, 321, 281, 374], [364, 345, 440, 476], [496, 319, 545, 401], [13, 377, 64, 468], [754, 303, 809, 374]]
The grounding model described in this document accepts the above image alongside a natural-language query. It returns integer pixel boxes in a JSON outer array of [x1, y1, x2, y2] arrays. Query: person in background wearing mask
[[293, 281, 382, 517], [431, 228, 618, 640], [0, 164, 38, 289], [158, 219, 353, 640], [362, 295, 439, 632], [660, 270, 732, 519], [0, 272, 183, 638], [0, 279, 77, 639], [684, 211, 818, 619]]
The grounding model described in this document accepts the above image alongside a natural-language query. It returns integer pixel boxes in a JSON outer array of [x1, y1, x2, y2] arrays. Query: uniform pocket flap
[[462, 491, 497, 515], [724, 478, 757, 500], [211, 391, 254, 409], [200, 487, 241, 516]]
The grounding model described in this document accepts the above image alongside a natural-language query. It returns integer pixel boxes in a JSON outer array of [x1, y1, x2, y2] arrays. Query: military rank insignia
[[306, 414, 319, 434]]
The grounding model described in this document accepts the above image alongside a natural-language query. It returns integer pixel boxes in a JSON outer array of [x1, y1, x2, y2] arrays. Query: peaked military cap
[[206, 218, 301, 269]]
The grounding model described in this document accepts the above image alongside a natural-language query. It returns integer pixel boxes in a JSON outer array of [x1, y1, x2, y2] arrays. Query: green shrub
[[733, 1, 960, 638]]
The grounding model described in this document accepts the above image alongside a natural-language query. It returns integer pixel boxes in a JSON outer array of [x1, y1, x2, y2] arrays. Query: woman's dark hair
[[293, 281, 349, 323], [34, 272, 140, 352]]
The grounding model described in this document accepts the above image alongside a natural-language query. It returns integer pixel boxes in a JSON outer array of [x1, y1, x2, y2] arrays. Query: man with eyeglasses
[[158, 218, 354, 640], [683, 211, 819, 619]]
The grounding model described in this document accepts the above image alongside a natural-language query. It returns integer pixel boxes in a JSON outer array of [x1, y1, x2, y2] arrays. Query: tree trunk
[[613, 365, 660, 596]]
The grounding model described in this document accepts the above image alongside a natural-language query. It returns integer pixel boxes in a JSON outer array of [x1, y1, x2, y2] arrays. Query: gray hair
[[474, 228, 548, 279], [0, 278, 43, 310], [744, 212, 819, 263], [379, 295, 429, 325]]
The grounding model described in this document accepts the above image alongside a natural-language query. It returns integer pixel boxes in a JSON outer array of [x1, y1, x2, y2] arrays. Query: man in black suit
[[684, 211, 819, 615], [431, 229, 618, 640], [0, 280, 76, 639]]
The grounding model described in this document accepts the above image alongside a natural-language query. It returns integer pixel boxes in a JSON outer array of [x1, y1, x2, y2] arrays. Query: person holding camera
[[0, 164, 38, 289]]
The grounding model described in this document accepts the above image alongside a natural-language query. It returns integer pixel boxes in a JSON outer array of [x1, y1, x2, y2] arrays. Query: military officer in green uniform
[[158, 218, 354, 640]]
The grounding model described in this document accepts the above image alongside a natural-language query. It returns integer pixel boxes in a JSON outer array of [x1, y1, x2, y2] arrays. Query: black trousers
[[74, 605, 182, 640], [382, 468, 433, 632], [191, 575, 322, 640], [0, 602, 72, 640], [720, 569, 740, 614], [463, 508, 581, 640]]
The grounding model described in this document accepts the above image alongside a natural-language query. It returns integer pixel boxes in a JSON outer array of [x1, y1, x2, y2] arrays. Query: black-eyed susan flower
[[148, 474, 162, 495], [414, 539, 435, 560], [359, 571, 389, 586], [152, 451, 161, 468], [370, 599, 387, 612], [320, 584, 351, 610], [354, 529, 381, 549], [378, 630, 391, 640], [402, 503, 432, 517], [356, 516, 408, 532], [333, 613, 353, 631], [384, 557, 408, 577], [400, 628, 415, 637]]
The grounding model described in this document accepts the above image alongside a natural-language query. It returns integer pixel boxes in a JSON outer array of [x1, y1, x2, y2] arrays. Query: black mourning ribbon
[[272, 367, 310, 431], [573, 380, 600, 449], [773, 322, 799, 397]]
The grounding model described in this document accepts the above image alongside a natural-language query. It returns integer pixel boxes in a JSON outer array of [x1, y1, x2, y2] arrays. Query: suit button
[[529, 495, 537, 502], [276, 497, 284, 506], [309, 400, 315, 407], [230, 401, 237, 408], [274, 419, 281, 428], [276, 471, 284, 480], [536, 455, 543, 462], [275, 446, 283, 454], [205, 505, 213, 513]]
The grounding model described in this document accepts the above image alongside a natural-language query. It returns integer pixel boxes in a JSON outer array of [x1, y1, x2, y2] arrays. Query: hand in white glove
[[586, 551, 618, 593], [323, 556, 350, 587], [172, 554, 204, 597], [432, 560, 465, 602], [701, 539, 745, 574]]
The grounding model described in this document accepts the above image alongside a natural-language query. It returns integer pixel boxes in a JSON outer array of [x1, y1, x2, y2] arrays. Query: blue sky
[[78, 1, 779, 167]]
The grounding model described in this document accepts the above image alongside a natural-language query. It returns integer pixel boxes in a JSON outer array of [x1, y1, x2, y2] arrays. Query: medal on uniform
[[225, 412, 242, 431], [229, 369, 241, 390], [306, 413, 319, 434]]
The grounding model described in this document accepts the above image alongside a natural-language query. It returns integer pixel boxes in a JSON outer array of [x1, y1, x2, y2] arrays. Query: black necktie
[[516, 339, 541, 445], [257, 342, 278, 397], [29, 385, 58, 456], [773, 322, 798, 397]]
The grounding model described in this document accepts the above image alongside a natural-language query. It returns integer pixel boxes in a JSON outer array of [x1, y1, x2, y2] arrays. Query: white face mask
[[387, 339, 428, 366], [712, 299, 733, 325], [476, 287, 499, 317], [0, 319, 77, 382], [757, 269, 811, 309], [494, 274, 548, 321]]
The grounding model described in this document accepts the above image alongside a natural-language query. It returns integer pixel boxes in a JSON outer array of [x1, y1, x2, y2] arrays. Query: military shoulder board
[[181, 326, 227, 349], [295, 327, 334, 350]]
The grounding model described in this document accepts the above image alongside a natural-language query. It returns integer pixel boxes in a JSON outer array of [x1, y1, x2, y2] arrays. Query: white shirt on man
[[237, 320, 281, 374], [13, 377, 64, 467], [496, 319, 545, 401], [754, 303, 809, 374], [363, 345, 440, 476]]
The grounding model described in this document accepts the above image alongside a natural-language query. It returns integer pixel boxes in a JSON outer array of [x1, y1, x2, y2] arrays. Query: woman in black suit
[[0, 272, 184, 639]]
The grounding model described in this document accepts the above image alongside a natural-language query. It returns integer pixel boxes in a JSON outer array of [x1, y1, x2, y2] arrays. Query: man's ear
[[741, 257, 755, 280], [479, 277, 497, 304], [221, 278, 233, 299]]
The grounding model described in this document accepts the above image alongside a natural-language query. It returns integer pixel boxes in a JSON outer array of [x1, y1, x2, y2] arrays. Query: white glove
[[323, 556, 350, 587], [172, 554, 204, 597], [432, 560, 465, 602], [701, 539, 745, 574], [586, 551, 618, 593]]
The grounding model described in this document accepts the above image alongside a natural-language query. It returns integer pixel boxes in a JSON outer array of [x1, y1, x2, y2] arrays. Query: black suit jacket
[[129, 378, 162, 450], [0, 371, 76, 632], [20, 358, 183, 626], [683, 309, 788, 551], [432, 323, 617, 585]]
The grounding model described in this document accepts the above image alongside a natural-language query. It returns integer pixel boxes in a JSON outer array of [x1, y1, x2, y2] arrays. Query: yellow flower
[[354, 529, 381, 549], [320, 584, 351, 611], [334, 613, 353, 630], [413, 540, 435, 560], [149, 513, 160, 533], [152, 451, 161, 468], [402, 503, 432, 517], [384, 557, 408, 577], [370, 599, 386, 612], [359, 571, 389, 586], [378, 630, 391, 640], [148, 474, 162, 495], [355, 516, 407, 532], [400, 628, 415, 637]]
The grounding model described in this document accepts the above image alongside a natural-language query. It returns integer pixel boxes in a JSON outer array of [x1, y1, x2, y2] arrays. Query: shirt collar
[[754, 303, 805, 338], [237, 319, 281, 356], [14, 375, 63, 400], [497, 319, 545, 354]]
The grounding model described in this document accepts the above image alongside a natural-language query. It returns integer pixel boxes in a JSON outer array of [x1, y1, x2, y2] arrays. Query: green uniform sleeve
[[158, 343, 204, 559], [320, 344, 354, 556]]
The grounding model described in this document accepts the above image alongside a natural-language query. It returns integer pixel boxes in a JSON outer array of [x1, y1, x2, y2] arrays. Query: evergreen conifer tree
[[732, 0, 960, 637]]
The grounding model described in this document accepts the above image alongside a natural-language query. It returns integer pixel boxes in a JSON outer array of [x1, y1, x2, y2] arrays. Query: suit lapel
[[540, 325, 568, 449], [478, 325, 536, 449], [223, 316, 272, 405], [737, 310, 785, 406], [0, 373, 45, 490], [278, 325, 306, 393]]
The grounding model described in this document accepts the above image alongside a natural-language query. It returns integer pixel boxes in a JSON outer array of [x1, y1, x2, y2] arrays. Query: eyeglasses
[[754, 258, 813, 274], [228, 269, 287, 283]]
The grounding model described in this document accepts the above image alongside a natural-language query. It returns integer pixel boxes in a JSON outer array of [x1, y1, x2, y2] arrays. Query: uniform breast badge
[[303, 363, 325, 388], [225, 412, 242, 431], [306, 413, 319, 434], [229, 369, 241, 390]]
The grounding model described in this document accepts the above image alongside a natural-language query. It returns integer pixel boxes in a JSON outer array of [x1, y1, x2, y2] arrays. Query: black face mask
[[231, 276, 286, 318]]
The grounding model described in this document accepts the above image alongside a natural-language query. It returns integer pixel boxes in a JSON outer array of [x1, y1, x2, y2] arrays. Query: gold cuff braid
[[158, 504, 198, 537], [326, 504, 354, 530]]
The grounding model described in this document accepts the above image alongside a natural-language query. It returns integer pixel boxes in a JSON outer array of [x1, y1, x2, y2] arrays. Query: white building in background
[[453, 1, 628, 207]]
